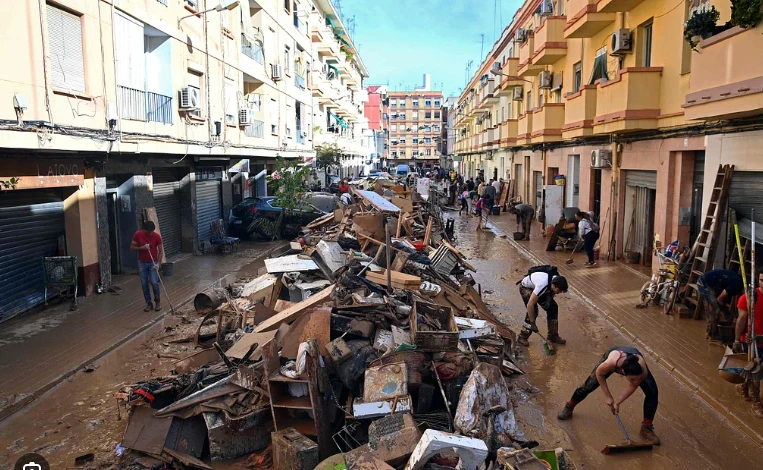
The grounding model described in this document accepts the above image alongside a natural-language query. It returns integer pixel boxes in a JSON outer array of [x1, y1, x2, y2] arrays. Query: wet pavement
[[483, 211, 763, 445], [453, 213, 761, 469], [0, 241, 286, 421]]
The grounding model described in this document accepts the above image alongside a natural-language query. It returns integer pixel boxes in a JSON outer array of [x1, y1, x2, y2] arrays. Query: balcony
[[241, 34, 264, 64], [683, 25, 763, 122], [517, 112, 534, 145], [530, 103, 565, 143], [486, 127, 499, 150], [594, 67, 663, 134], [564, 0, 616, 39], [499, 119, 519, 147], [310, 72, 325, 97], [532, 17, 567, 65], [316, 35, 340, 60], [597, 0, 647, 12], [563, 85, 598, 138], [117, 86, 173, 125], [310, 22, 329, 43], [476, 79, 499, 110], [245, 120, 265, 138], [498, 59, 524, 94], [295, 73, 306, 90], [518, 36, 543, 77]]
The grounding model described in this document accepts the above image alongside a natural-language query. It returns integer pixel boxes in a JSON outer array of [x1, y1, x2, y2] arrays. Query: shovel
[[601, 414, 654, 455]]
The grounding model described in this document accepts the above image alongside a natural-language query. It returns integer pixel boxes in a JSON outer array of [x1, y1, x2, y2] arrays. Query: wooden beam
[[423, 218, 434, 247], [253, 285, 334, 332]]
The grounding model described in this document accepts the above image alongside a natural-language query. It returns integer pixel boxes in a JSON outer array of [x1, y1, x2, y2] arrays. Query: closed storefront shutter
[[626, 169, 657, 265], [729, 171, 763, 245], [153, 181, 182, 257], [196, 180, 221, 244], [625, 170, 657, 190], [0, 191, 65, 322]]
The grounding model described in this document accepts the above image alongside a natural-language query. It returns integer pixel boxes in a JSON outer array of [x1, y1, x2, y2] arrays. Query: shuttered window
[[113, 12, 145, 89], [225, 78, 237, 125], [46, 4, 85, 92]]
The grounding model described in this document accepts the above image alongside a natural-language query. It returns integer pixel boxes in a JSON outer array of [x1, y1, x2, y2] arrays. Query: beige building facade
[[0, 0, 368, 322]]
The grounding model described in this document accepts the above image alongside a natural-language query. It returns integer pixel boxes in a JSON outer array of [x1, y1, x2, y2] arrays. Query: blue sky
[[336, 0, 522, 98]]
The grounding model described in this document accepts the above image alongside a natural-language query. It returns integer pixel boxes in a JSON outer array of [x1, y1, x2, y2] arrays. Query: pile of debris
[[114, 183, 574, 470]]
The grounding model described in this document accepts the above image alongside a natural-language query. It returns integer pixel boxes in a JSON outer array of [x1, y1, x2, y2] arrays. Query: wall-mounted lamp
[[179, 0, 240, 25]]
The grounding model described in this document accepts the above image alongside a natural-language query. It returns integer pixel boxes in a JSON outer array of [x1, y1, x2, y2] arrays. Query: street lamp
[[179, 0, 240, 24], [489, 66, 534, 84]]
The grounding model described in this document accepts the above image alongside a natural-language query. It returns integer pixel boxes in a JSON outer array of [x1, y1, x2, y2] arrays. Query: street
[[1, 217, 760, 469]]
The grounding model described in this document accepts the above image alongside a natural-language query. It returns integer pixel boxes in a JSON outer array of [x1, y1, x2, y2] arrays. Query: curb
[[487, 221, 763, 445], [0, 241, 288, 422]]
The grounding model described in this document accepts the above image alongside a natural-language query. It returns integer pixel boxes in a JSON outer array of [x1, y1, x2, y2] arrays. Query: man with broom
[[733, 270, 763, 417], [557, 346, 661, 445], [516, 266, 568, 346]]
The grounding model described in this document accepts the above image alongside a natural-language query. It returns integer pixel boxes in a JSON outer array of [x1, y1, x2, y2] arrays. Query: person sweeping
[[517, 266, 568, 346], [509, 202, 535, 241], [557, 346, 661, 445]]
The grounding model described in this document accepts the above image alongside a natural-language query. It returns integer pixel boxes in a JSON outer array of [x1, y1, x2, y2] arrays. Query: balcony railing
[[241, 34, 264, 64], [295, 74, 306, 89], [117, 85, 173, 125], [246, 120, 265, 138]]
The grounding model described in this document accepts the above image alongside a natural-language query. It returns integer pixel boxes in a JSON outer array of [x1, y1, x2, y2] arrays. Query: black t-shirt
[[702, 269, 744, 296], [467, 180, 475, 191]]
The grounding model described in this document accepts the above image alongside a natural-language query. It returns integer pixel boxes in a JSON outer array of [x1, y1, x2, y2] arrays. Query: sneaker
[[154, 302, 162, 312], [639, 424, 661, 445], [557, 403, 574, 420], [144, 303, 153, 312]]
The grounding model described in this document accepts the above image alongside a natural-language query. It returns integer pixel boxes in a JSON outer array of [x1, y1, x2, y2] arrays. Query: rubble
[[111, 183, 574, 470]]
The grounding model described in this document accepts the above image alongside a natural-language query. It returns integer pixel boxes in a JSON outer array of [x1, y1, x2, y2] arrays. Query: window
[[413, 150, 419, 157], [224, 78, 236, 125], [391, 99, 397, 107], [424, 137, 432, 144], [640, 20, 653, 67], [434, 111, 440, 119], [425, 99, 432, 106], [400, 112, 406, 119], [270, 98, 277, 134], [391, 124, 397, 131], [284, 0, 291, 12], [434, 125, 440, 132], [186, 71, 203, 118], [412, 112, 419, 119], [434, 99, 441, 106], [400, 151, 406, 157], [426, 149, 432, 156], [538, 90, 544, 108], [425, 125, 431, 132], [399, 99, 406, 107], [527, 91, 533, 111], [412, 99, 419, 107], [383, 113, 388, 120], [284, 46, 291, 74], [47, 4, 85, 92], [392, 151, 398, 157], [391, 113, 397, 119], [589, 47, 608, 84], [400, 138, 406, 144], [425, 111, 432, 119], [413, 138, 419, 144], [556, 90, 563, 103], [573, 62, 582, 93]]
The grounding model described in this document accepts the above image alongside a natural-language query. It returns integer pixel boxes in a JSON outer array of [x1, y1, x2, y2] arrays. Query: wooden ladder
[[682, 164, 735, 319]]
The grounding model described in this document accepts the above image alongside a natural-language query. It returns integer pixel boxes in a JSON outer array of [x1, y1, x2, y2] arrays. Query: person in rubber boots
[[517, 268, 568, 345], [557, 346, 661, 445]]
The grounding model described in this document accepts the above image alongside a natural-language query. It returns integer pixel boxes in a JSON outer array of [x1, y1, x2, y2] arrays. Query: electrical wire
[[36, 0, 53, 123]]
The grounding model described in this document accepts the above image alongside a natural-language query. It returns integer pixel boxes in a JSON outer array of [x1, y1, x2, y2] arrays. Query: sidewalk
[[487, 214, 763, 444], [0, 241, 287, 421]]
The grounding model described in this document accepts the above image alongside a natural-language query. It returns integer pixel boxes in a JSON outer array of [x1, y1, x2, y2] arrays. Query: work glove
[[523, 320, 539, 333], [733, 341, 745, 354]]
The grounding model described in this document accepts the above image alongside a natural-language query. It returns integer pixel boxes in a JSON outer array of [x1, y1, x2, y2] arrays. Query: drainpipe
[[608, 136, 620, 261]]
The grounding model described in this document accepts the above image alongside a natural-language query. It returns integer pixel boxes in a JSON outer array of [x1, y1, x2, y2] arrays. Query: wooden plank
[[396, 211, 404, 238], [423, 218, 434, 247], [390, 252, 410, 272], [355, 189, 401, 212], [253, 285, 335, 333], [391, 196, 414, 213], [366, 269, 421, 289], [225, 330, 277, 360], [265, 254, 319, 273], [274, 299, 296, 311], [305, 212, 334, 229]]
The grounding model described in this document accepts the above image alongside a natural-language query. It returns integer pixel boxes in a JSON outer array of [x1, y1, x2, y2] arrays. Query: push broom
[[601, 413, 653, 455]]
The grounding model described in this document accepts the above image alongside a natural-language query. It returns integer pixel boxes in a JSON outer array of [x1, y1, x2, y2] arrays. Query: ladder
[[726, 231, 751, 278], [682, 164, 735, 319]]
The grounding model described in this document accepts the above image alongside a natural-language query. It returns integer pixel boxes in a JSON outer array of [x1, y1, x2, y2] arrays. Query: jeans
[[570, 351, 659, 421], [139, 261, 160, 304], [583, 231, 599, 263], [520, 212, 534, 239]]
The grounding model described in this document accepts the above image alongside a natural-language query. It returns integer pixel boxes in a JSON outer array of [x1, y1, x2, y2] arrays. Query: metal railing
[[117, 86, 173, 125], [246, 119, 265, 138], [241, 34, 264, 64]]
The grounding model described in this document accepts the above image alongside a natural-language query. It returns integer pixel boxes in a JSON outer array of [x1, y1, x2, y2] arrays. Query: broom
[[534, 330, 555, 355], [601, 414, 653, 455]]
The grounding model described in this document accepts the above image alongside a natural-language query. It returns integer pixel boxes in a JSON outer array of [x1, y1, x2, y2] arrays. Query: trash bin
[[491, 205, 501, 216], [161, 262, 174, 277]]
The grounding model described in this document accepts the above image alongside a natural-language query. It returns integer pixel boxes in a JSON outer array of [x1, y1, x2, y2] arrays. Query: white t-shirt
[[521, 272, 555, 296], [579, 218, 594, 237], [492, 180, 502, 192]]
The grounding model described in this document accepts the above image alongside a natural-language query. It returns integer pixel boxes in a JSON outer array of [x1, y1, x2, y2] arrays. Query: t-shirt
[[702, 269, 744, 296], [521, 272, 556, 297], [579, 218, 594, 236], [492, 180, 502, 193], [738, 288, 763, 344], [467, 180, 475, 191], [484, 184, 497, 200], [132, 230, 163, 263]]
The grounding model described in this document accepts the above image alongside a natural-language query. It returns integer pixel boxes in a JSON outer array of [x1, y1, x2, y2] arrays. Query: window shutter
[[225, 78, 237, 124], [46, 4, 85, 92], [113, 11, 145, 90]]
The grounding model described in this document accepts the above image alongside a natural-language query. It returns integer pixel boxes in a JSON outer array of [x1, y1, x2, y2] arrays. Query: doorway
[[107, 190, 121, 275], [567, 154, 580, 207], [690, 151, 705, 246], [534, 171, 543, 209], [592, 168, 602, 222]]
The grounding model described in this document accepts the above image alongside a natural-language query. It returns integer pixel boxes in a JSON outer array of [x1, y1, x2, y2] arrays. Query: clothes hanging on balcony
[[588, 53, 609, 85]]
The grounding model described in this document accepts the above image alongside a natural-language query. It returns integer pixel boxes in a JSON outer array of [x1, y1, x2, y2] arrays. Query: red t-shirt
[[737, 288, 763, 344], [132, 230, 163, 263]]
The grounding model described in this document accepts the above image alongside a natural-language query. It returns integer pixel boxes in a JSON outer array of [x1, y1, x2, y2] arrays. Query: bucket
[[593, 249, 600, 260], [625, 251, 641, 264], [161, 262, 174, 277], [513, 231, 525, 240]]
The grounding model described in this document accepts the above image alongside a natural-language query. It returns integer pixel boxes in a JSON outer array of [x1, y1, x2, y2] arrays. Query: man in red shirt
[[130, 221, 164, 312], [733, 271, 763, 413]]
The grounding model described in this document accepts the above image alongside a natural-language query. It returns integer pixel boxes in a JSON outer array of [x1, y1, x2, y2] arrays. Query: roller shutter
[[196, 180, 221, 244], [625, 170, 657, 190], [152, 169, 183, 257], [0, 190, 65, 322], [729, 171, 763, 245]]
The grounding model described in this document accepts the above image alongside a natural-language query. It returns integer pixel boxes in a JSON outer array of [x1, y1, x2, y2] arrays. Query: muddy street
[[453, 214, 761, 469]]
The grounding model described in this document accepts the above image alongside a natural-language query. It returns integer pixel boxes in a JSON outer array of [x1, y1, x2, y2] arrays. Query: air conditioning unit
[[179, 86, 200, 110], [610, 29, 632, 55], [512, 86, 523, 101], [492, 61, 502, 74], [591, 149, 613, 169], [271, 64, 283, 81], [515, 28, 528, 43], [239, 108, 253, 125], [540, 0, 554, 15], [539, 70, 553, 89]]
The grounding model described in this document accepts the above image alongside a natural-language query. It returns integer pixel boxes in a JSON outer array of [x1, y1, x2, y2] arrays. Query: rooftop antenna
[[480, 33, 485, 62]]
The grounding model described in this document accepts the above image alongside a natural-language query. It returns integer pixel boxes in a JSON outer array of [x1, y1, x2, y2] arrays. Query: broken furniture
[[272, 427, 320, 470], [209, 219, 241, 254]]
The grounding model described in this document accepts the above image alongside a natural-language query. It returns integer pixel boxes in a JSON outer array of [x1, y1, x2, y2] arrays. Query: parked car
[[228, 193, 339, 239], [326, 174, 341, 194], [395, 164, 413, 178]]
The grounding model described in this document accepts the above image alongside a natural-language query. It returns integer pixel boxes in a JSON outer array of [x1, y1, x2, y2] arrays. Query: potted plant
[[684, 6, 720, 50], [731, 0, 762, 28]]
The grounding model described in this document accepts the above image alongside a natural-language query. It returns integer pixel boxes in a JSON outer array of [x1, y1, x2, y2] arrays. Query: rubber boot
[[517, 329, 531, 347], [640, 424, 661, 445], [144, 302, 153, 312], [547, 320, 567, 345], [557, 403, 574, 420], [737, 382, 751, 402]]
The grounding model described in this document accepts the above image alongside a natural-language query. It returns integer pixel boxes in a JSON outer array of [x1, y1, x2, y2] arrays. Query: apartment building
[[439, 96, 458, 169], [384, 90, 444, 169], [0, 0, 367, 322], [454, 0, 763, 269]]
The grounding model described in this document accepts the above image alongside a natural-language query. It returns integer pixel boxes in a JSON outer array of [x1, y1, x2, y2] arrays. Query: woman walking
[[576, 211, 599, 267]]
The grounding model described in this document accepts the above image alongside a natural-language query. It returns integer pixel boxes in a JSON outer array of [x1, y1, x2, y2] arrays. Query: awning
[[336, 34, 355, 52], [326, 17, 336, 28], [328, 64, 341, 76], [329, 111, 347, 129]]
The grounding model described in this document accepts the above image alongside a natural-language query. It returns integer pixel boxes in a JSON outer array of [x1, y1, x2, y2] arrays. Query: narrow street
[[1, 216, 761, 469]]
